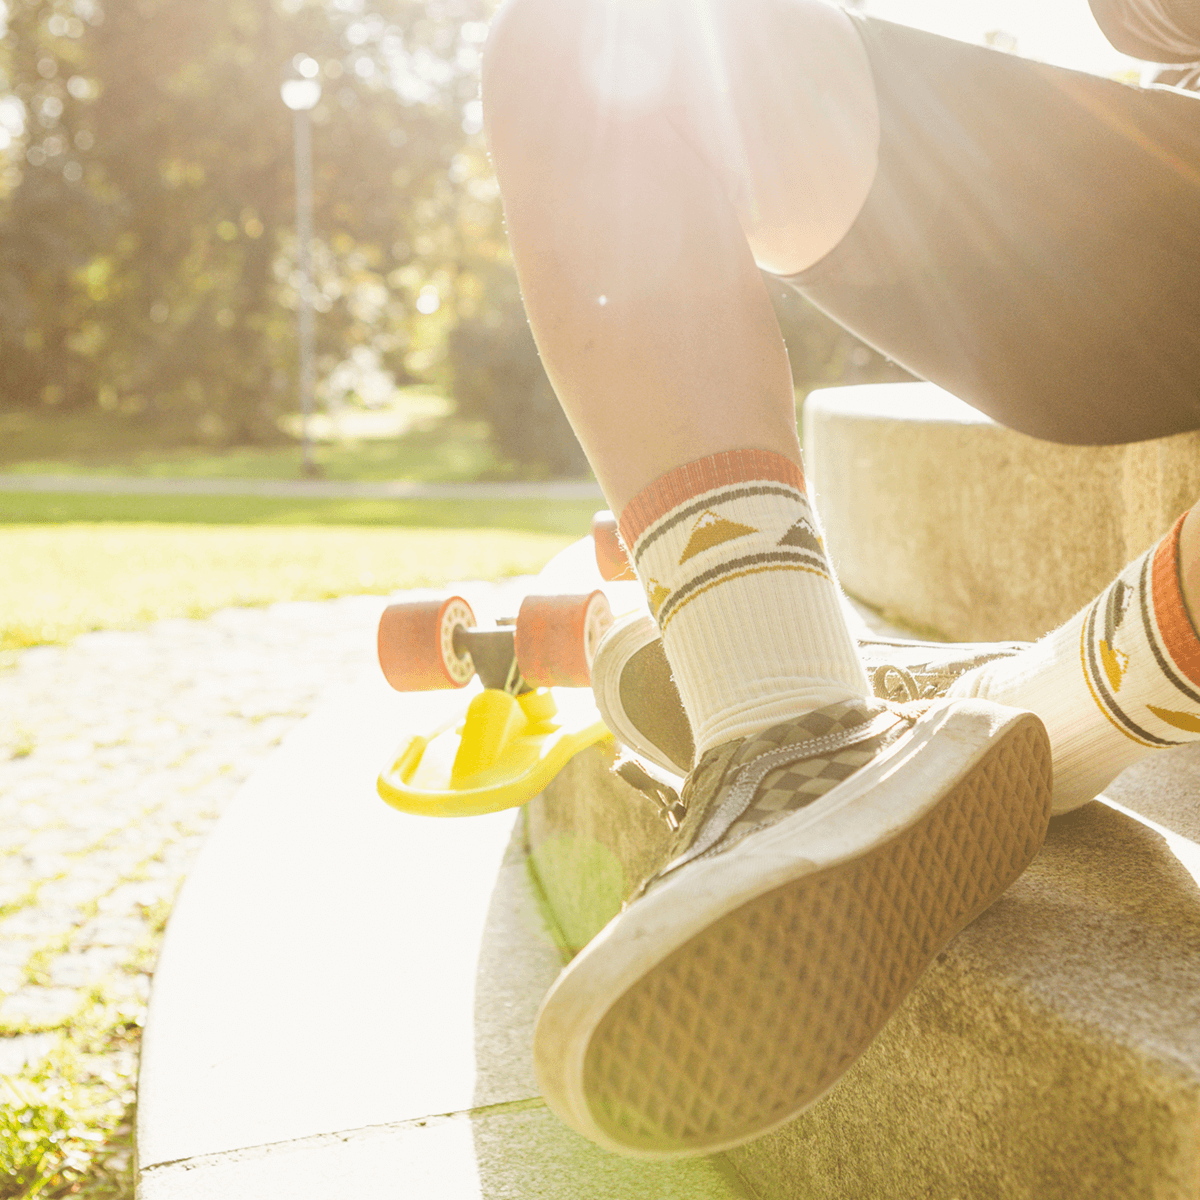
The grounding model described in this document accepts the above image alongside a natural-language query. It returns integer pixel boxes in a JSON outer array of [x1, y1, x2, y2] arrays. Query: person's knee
[[483, 0, 675, 153], [483, 0, 689, 231], [482, 0, 566, 118], [483, 0, 879, 273], [673, 0, 879, 274], [482, 0, 562, 148]]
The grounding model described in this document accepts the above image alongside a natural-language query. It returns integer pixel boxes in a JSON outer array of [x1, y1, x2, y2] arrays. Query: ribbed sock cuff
[[616, 448, 867, 753], [1151, 512, 1200, 686], [619, 449, 805, 549]]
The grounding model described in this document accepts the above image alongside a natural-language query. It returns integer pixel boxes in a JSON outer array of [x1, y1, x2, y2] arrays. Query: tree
[[0, 0, 489, 442], [0, 0, 911, 473]]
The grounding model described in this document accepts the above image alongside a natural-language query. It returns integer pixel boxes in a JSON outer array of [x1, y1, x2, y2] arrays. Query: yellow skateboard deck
[[377, 686, 608, 817], [375, 525, 644, 817]]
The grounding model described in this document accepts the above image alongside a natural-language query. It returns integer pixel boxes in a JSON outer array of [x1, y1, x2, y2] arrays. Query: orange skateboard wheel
[[592, 511, 636, 582], [378, 595, 477, 691], [516, 591, 613, 688]]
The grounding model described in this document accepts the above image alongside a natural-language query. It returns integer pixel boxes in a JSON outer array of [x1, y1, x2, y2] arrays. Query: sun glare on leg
[[581, 0, 675, 115]]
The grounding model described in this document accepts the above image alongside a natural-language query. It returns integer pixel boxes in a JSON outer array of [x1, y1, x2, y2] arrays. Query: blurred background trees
[[0, 0, 907, 475]]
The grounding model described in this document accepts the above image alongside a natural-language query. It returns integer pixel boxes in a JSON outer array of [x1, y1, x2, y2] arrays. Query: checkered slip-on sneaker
[[592, 610, 1029, 775], [534, 696, 1052, 1158]]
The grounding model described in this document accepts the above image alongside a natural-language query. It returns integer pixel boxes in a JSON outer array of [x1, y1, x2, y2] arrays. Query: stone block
[[523, 739, 673, 957], [802, 382, 1200, 641], [524, 739, 1200, 1199]]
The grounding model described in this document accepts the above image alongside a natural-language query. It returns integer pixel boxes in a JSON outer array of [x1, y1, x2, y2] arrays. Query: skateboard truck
[[453, 620, 528, 695], [376, 589, 615, 815]]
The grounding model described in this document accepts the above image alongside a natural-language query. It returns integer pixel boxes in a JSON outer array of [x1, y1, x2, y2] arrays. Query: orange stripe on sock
[[619, 449, 805, 548], [1151, 512, 1200, 688]]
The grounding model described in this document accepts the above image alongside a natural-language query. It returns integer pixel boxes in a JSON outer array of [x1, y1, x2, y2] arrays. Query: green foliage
[[0, 1074, 132, 1199], [762, 273, 915, 399], [0, 0, 908, 479], [446, 261, 589, 478], [0, 0, 490, 444]]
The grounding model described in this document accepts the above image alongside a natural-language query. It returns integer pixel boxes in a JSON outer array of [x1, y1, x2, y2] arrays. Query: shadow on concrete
[[468, 818, 756, 1199]]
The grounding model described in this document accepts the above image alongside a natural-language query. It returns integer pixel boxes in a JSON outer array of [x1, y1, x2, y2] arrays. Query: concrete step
[[802, 382, 1200, 641], [136, 653, 754, 1198], [525, 741, 1200, 1199]]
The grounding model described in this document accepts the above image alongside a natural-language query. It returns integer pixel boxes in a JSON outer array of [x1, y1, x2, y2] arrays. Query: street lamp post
[[281, 70, 322, 477]]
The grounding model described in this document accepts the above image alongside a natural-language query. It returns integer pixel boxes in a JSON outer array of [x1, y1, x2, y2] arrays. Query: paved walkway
[[0, 473, 604, 501], [0, 585, 518, 1188], [0, 579, 904, 1083], [0, 575, 889, 1192]]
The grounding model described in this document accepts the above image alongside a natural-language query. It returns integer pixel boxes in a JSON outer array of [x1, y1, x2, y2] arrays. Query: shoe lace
[[872, 662, 926, 703], [615, 757, 687, 831]]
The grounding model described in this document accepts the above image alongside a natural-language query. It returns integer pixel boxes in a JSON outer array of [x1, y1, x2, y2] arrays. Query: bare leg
[[486, 2, 1056, 1160], [485, 0, 882, 750], [482, 0, 878, 511]]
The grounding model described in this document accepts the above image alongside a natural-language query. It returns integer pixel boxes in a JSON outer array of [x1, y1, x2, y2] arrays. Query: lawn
[[0, 494, 599, 653], [0, 491, 600, 532], [0, 391, 589, 484], [0, 405, 603, 1199], [0, 394, 604, 653]]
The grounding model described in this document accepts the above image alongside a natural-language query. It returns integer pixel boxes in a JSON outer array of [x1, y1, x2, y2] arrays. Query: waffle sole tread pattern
[[581, 721, 1051, 1154]]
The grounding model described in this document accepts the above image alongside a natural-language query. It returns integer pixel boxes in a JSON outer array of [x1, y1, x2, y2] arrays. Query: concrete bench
[[802, 382, 1200, 641], [524, 392, 1200, 1195], [138, 653, 1200, 1198], [525, 738, 1200, 1200]]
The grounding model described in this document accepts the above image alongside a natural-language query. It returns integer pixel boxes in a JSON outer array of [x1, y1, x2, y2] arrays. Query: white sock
[[618, 448, 869, 756], [949, 512, 1200, 812]]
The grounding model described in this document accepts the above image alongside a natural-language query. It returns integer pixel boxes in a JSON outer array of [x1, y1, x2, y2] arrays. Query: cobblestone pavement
[[0, 585, 519, 1190]]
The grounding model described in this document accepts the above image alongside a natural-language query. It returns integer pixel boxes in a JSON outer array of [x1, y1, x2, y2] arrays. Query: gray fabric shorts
[[784, 16, 1200, 445]]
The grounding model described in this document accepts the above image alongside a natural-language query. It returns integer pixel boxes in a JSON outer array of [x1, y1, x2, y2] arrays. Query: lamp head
[[281, 78, 321, 111]]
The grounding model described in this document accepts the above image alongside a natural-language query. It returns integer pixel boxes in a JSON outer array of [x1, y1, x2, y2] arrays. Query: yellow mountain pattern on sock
[[678, 511, 757, 565], [1147, 704, 1200, 732], [647, 579, 670, 616], [1099, 640, 1129, 692]]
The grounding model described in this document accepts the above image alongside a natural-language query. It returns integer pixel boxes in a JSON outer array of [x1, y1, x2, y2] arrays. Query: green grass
[[0, 519, 588, 651], [0, 420, 507, 483], [1, 489, 600, 649], [0, 491, 601, 532], [0, 397, 604, 650], [0, 394, 593, 484], [0, 903, 166, 1200], [0, 1020, 137, 1200]]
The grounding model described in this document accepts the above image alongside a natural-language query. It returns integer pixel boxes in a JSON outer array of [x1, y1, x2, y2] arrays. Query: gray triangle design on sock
[[778, 518, 824, 556]]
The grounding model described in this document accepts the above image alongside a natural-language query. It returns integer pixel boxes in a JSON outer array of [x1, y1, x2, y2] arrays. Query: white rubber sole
[[534, 698, 1052, 1158]]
